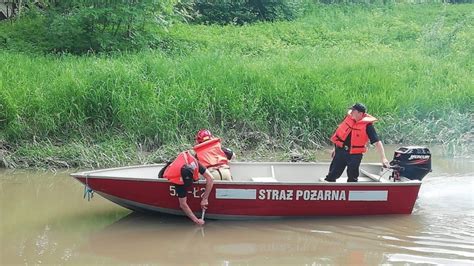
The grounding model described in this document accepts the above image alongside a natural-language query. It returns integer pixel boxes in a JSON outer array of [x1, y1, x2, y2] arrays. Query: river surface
[[1, 146, 473, 265]]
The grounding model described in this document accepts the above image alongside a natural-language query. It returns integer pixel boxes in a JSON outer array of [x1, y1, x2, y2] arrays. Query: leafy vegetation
[[176, 0, 307, 25], [0, 0, 305, 53], [0, 2, 473, 168], [0, 0, 177, 54]]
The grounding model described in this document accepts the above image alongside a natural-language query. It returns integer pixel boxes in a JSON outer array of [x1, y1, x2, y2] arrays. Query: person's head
[[349, 103, 366, 121], [195, 129, 213, 144], [180, 164, 194, 187]]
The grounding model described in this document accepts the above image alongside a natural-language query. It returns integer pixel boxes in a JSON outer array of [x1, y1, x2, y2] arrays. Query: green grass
[[1, 3, 473, 168]]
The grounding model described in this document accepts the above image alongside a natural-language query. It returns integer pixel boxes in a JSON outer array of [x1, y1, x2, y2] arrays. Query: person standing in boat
[[193, 129, 235, 181], [159, 151, 214, 225], [325, 103, 390, 182]]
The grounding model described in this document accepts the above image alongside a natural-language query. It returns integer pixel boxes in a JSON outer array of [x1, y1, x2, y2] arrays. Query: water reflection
[[79, 212, 432, 265]]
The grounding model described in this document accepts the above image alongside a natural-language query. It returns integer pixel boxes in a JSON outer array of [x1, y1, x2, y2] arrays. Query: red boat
[[71, 147, 431, 219]]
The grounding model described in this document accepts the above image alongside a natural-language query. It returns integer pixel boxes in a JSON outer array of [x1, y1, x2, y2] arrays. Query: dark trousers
[[325, 148, 363, 182]]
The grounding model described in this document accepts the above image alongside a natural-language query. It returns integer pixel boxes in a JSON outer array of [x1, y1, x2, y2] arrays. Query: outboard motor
[[389, 146, 432, 181]]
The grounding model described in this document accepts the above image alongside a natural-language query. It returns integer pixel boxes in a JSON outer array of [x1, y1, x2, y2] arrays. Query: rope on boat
[[83, 174, 94, 201]]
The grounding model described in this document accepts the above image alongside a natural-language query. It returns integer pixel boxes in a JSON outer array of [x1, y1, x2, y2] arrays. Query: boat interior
[[73, 162, 409, 183]]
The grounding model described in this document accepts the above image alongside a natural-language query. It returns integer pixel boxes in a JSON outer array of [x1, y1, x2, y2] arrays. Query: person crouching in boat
[[159, 151, 214, 225], [325, 103, 390, 182], [193, 129, 235, 181]]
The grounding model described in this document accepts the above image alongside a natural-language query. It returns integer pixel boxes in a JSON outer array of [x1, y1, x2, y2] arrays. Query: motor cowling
[[389, 146, 432, 181]]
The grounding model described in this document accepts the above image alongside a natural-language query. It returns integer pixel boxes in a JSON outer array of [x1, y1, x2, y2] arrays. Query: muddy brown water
[[1, 146, 473, 265]]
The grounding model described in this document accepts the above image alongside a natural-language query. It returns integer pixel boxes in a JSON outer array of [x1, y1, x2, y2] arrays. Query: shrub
[[0, 0, 176, 54], [176, 0, 306, 25]]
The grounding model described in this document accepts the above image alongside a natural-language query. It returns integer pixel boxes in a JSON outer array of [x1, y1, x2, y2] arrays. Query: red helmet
[[196, 129, 212, 143]]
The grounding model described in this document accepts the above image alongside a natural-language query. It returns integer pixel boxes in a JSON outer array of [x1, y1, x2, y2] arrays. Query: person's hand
[[382, 158, 390, 168], [195, 219, 205, 226], [200, 198, 208, 210]]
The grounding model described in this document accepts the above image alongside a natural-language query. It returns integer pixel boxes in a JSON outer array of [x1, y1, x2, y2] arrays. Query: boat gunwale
[[70, 162, 384, 176], [70, 162, 421, 186], [72, 175, 421, 187]]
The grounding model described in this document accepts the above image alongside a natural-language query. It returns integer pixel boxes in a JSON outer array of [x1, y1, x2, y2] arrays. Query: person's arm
[[374, 140, 390, 168], [200, 169, 214, 210], [178, 196, 204, 225], [222, 147, 235, 160], [366, 124, 389, 167]]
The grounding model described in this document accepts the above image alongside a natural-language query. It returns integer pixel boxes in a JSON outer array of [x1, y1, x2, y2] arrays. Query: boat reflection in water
[[81, 212, 432, 265]]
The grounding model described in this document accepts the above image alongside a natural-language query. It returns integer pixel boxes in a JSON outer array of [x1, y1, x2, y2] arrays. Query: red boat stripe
[[348, 191, 388, 201], [216, 188, 257, 199]]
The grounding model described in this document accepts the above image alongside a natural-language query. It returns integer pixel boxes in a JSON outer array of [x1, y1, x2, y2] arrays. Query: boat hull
[[75, 176, 421, 219]]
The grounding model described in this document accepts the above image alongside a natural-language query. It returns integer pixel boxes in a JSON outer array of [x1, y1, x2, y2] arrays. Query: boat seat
[[252, 177, 278, 182], [360, 168, 387, 182], [250, 165, 277, 182]]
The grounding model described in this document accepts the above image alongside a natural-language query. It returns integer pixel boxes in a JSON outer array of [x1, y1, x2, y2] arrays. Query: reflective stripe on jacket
[[330, 112, 377, 154], [193, 138, 229, 168], [163, 151, 200, 185]]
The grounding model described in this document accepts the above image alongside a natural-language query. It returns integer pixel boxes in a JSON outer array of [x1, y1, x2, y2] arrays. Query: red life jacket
[[330, 112, 377, 154], [193, 138, 229, 168], [163, 151, 200, 185]]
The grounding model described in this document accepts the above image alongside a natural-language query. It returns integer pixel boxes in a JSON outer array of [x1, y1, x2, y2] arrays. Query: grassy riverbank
[[1, 3, 473, 168]]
